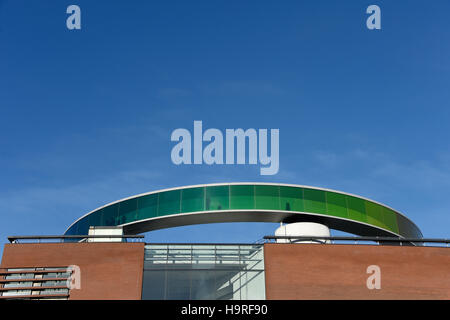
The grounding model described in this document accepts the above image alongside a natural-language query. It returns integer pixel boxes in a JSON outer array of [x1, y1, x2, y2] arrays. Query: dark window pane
[[118, 198, 138, 224], [88, 210, 102, 228], [138, 194, 158, 220], [102, 204, 119, 226], [166, 271, 191, 300], [77, 217, 89, 235], [65, 225, 77, 235]]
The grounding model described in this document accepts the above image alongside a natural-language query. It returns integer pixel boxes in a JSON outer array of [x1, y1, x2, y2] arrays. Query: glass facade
[[65, 184, 422, 239], [142, 244, 265, 300]]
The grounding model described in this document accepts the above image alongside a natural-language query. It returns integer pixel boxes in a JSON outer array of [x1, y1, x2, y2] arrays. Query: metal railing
[[6, 235, 449, 247], [7, 235, 145, 243], [263, 235, 450, 247]]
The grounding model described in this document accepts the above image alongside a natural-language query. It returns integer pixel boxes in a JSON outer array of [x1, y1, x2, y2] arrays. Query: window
[[3, 282, 33, 288], [142, 244, 265, 300]]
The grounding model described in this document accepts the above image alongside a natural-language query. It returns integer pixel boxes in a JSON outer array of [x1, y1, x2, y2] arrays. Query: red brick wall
[[264, 243, 450, 299], [1, 242, 145, 300]]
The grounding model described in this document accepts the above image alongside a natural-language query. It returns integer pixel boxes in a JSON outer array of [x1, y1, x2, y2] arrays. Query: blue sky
[[1, 1, 449, 256]]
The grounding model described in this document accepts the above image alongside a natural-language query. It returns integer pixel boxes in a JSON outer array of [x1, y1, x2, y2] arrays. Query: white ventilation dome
[[275, 222, 331, 244]]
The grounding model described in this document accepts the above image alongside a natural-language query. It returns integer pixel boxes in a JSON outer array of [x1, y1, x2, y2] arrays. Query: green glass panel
[[382, 207, 399, 234], [255, 185, 280, 210], [365, 201, 385, 229], [159, 190, 181, 216], [182, 187, 205, 213], [347, 196, 367, 222], [102, 203, 119, 226], [326, 192, 347, 218], [303, 189, 326, 214], [230, 185, 255, 210], [279, 186, 304, 212], [88, 210, 103, 227], [138, 194, 159, 219], [205, 186, 229, 211], [118, 198, 138, 224]]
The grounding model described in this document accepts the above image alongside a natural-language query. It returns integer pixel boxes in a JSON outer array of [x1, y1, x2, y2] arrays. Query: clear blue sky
[[1, 1, 449, 255]]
